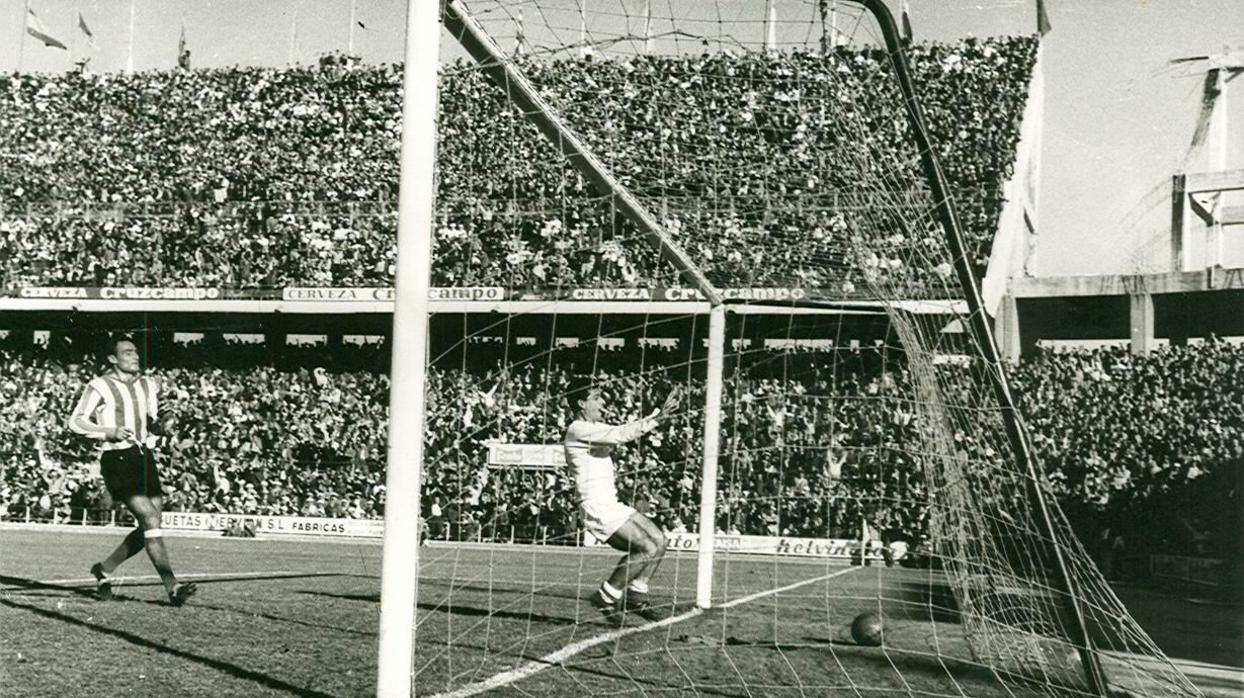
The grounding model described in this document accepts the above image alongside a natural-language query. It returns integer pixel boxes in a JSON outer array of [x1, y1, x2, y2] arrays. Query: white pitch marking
[[427, 566, 859, 698], [20, 570, 309, 587]]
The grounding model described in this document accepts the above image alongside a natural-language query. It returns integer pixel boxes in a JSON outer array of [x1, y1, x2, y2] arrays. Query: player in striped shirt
[[563, 378, 681, 623], [68, 337, 197, 606]]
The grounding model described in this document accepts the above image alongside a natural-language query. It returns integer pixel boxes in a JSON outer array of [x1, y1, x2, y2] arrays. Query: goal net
[[406, 1, 1202, 696]]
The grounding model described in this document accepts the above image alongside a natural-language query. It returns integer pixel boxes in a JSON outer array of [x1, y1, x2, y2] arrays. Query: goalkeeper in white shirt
[[563, 378, 681, 623]]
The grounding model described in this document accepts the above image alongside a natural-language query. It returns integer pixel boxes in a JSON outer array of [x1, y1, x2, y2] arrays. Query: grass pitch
[[0, 527, 1235, 697]]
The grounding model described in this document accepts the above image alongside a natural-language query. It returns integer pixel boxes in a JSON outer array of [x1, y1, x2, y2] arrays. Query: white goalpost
[[376, 0, 442, 694], [694, 303, 726, 609]]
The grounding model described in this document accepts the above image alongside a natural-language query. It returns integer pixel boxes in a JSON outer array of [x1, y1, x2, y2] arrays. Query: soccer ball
[[850, 612, 884, 646]]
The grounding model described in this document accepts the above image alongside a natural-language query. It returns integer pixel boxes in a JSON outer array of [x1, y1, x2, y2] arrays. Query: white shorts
[[581, 499, 637, 543]]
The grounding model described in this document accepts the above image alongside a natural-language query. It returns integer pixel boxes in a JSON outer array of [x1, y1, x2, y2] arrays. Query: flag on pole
[[177, 25, 191, 69], [77, 12, 96, 47], [514, 8, 526, 56], [900, 0, 913, 43], [1036, 0, 1052, 36], [26, 6, 68, 50], [578, 0, 589, 57]]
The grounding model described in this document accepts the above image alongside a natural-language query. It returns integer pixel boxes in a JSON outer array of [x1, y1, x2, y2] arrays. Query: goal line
[[426, 566, 861, 698]]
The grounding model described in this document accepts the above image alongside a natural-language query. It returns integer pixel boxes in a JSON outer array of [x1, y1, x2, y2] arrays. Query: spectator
[[0, 38, 1037, 295]]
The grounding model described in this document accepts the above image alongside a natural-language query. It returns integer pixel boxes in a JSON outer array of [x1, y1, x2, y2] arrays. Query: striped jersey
[[68, 373, 161, 450]]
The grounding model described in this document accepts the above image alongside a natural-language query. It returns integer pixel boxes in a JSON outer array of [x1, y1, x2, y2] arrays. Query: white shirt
[[563, 411, 660, 504]]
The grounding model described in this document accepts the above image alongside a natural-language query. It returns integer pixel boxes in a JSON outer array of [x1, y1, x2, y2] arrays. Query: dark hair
[[564, 374, 598, 403], [102, 334, 136, 360]]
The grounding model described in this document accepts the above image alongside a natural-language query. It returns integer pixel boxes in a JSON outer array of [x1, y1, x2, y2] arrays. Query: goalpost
[[380, 1, 1202, 697], [376, 0, 440, 694]]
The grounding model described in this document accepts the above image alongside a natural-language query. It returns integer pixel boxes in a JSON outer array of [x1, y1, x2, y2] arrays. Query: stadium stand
[[1, 339, 1238, 566], [1, 37, 1035, 292]]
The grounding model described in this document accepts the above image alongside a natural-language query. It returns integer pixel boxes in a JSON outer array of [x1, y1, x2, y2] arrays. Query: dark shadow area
[[0, 571, 345, 594], [751, 635, 1057, 698], [418, 577, 586, 602], [0, 596, 343, 698], [2, 571, 373, 638], [190, 600, 377, 638], [297, 590, 376, 602], [884, 578, 962, 624], [298, 589, 582, 627], [0, 574, 102, 600], [1110, 584, 1244, 669]]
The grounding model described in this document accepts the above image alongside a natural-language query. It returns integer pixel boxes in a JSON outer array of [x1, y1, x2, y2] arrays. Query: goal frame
[[377, 1, 1109, 695]]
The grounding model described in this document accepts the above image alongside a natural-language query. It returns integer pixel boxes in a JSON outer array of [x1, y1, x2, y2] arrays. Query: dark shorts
[[100, 446, 162, 501]]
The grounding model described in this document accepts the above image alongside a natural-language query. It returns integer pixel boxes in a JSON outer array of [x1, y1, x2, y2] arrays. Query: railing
[[0, 506, 576, 546]]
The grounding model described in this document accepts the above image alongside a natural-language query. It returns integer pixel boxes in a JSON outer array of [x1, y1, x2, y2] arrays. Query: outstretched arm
[[569, 388, 683, 446], [569, 416, 659, 446]]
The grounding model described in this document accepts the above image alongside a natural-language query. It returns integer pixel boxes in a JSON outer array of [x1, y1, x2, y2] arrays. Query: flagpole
[[18, 0, 30, 73], [643, 0, 652, 54], [126, 0, 136, 74], [514, 7, 524, 56], [830, 0, 838, 47], [68, 1, 75, 69], [348, 0, 357, 54], [578, 0, 587, 56], [764, 0, 776, 53], [289, 0, 298, 65]]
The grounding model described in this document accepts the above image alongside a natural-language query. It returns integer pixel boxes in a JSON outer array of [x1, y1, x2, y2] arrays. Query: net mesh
[[421, 1, 1201, 696]]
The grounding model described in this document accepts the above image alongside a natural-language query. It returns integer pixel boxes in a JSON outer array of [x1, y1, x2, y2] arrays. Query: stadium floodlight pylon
[[379, 1, 1205, 697]]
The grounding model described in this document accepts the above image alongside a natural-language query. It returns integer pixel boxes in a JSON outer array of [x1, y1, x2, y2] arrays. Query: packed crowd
[[1, 337, 1238, 560], [0, 338, 390, 527], [1, 37, 1036, 293]]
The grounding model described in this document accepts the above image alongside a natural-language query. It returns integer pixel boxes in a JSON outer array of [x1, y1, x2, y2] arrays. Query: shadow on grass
[[0, 571, 345, 594], [419, 577, 587, 602], [0, 595, 343, 698], [716, 635, 1050, 697], [0, 574, 101, 600], [298, 589, 583, 627], [192, 599, 378, 638]]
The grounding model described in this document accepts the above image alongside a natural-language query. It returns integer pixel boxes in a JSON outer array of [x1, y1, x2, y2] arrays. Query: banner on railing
[[584, 530, 870, 559], [487, 442, 564, 470], [282, 286, 510, 302], [160, 511, 384, 538], [6, 286, 246, 300], [5, 285, 829, 303]]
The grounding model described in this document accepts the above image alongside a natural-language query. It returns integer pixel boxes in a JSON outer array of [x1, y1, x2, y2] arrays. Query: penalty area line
[[427, 566, 859, 698]]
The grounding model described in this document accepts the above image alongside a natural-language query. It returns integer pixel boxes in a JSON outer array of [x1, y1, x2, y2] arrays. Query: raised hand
[[660, 386, 683, 416]]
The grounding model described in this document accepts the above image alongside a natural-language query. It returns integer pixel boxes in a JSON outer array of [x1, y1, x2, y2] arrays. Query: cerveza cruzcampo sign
[[14, 286, 227, 300], [2, 286, 823, 302]]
